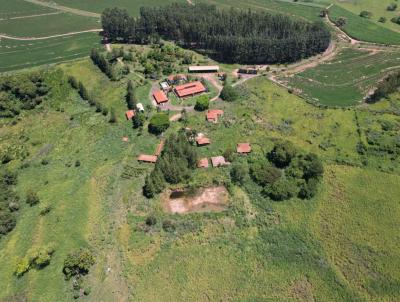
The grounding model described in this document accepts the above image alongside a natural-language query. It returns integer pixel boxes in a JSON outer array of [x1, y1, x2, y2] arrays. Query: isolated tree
[[26, 190, 39, 206], [194, 95, 210, 111], [220, 84, 238, 102], [63, 248, 95, 280]]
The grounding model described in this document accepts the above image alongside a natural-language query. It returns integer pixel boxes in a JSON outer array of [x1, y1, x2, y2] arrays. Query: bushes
[[14, 243, 55, 277], [63, 248, 95, 280], [265, 178, 299, 201], [268, 141, 297, 168], [133, 111, 146, 129], [194, 95, 210, 111], [220, 84, 238, 102], [148, 113, 170, 134], [250, 161, 282, 186], [26, 190, 39, 206], [0, 171, 19, 236], [230, 162, 248, 184]]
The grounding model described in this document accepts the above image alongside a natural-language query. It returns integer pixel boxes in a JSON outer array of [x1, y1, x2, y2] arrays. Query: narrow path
[[186, 0, 195, 5], [22, 0, 100, 18], [0, 29, 102, 40], [0, 12, 61, 21]]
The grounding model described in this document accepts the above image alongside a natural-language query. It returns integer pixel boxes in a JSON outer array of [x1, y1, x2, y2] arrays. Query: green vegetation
[[148, 113, 170, 134], [194, 95, 210, 111], [0, 0, 55, 18], [15, 243, 55, 277], [280, 48, 400, 106], [329, 4, 400, 44]]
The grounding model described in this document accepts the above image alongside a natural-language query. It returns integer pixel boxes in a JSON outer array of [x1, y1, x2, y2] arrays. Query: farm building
[[174, 81, 206, 98], [136, 103, 144, 112], [153, 90, 169, 104], [160, 82, 170, 92], [125, 110, 135, 120], [154, 140, 165, 156], [196, 136, 211, 146], [206, 109, 224, 123], [137, 154, 158, 163], [197, 158, 209, 168], [211, 156, 229, 167], [188, 66, 219, 73], [167, 74, 187, 85], [237, 143, 252, 154], [238, 67, 258, 75]]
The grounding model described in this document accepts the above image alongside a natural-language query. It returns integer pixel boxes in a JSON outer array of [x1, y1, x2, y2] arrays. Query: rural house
[[211, 156, 229, 167], [174, 81, 206, 98], [188, 65, 220, 73], [237, 143, 252, 154], [125, 110, 135, 120], [153, 90, 169, 104], [137, 154, 158, 163], [197, 158, 209, 168], [206, 109, 224, 123]]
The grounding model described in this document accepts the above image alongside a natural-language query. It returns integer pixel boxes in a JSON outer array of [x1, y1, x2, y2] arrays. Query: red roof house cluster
[[174, 81, 206, 98], [237, 143, 252, 154], [153, 90, 169, 104], [206, 109, 224, 123]]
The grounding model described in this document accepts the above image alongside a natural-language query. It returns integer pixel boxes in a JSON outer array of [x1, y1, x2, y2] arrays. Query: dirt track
[[22, 0, 100, 18], [0, 29, 102, 41]]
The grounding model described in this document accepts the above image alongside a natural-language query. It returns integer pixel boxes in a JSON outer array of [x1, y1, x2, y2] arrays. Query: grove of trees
[[101, 4, 330, 64]]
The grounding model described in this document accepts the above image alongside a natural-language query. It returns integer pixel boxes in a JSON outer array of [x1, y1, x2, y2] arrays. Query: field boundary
[[22, 0, 100, 18], [0, 29, 102, 41]]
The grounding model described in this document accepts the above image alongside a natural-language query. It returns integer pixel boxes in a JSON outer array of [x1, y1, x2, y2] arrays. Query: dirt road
[[0, 29, 102, 40], [22, 0, 100, 18]]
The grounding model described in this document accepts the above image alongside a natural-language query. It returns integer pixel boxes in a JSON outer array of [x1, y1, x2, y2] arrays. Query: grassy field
[[0, 33, 101, 73], [0, 0, 55, 19], [329, 4, 400, 45], [0, 13, 100, 38], [40, 0, 186, 15], [278, 48, 400, 106], [333, 0, 400, 33]]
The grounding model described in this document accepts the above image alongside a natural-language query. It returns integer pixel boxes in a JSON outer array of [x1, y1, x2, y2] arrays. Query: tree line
[[101, 3, 331, 64]]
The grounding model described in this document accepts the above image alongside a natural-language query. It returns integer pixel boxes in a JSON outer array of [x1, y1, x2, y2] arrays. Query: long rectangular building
[[188, 65, 219, 73], [174, 81, 206, 98]]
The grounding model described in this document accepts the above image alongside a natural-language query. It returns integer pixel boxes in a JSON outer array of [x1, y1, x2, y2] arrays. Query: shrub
[[387, 3, 397, 11], [268, 141, 297, 168], [250, 161, 282, 186], [220, 84, 238, 102], [223, 147, 236, 163], [148, 113, 170, 134], [145, 215, 157, 226], [39, 203, 52, 215], [0, 211, 16, 235], [162, 220, 175, 232], [133, 111, 146, 129], [379, 17, 387, 23], [26, 190, 39, 206], [265, 178, 299, 201], [194, 95, 210, 111], [14, 257, 30, 277], [109, 108, 117, 123], [63, 248, 95, 280], [359, 11, 372, 18], [298, 178, 319, 199], [230, 162, 248, 184]]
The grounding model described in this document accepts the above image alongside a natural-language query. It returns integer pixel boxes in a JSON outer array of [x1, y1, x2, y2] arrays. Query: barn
[[174, 81, 206, 98]]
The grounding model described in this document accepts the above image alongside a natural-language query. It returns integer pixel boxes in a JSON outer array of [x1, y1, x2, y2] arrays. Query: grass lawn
[[0, 33, 101, 73], [279, 48, 400, 106], [329, 4, 400, 45]]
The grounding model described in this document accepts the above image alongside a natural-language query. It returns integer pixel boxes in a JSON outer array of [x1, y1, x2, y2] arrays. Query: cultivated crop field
[[0, 0, 55, 19], [279, 48, 400, 106], [0, 33, 101, 73]]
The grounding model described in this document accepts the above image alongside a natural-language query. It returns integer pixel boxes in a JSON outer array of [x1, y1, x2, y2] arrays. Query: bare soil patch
[[162, 186, 229, 214]]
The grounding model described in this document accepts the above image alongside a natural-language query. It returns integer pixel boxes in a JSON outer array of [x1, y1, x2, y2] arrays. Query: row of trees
[[144, 132, 198, 197], [366, 70, 400, 103], [90, 48, 129, 81], [101, 4, 331, 64], [0, 171, 19, 236], [0, 72, 50, 118]]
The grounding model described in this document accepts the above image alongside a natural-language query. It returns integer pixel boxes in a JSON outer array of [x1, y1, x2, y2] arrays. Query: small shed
[[137, 154, 158, 163], [189, 65, 220, 73], [125, 110, 136, 120], [237, 143, 252, 154], [196, 137, 211, 146], [211, 156, 228, 167], [206, 109, 224, 123], [197, 158, 209, 168], [136, 103, 144, 112], [154, 140, 165, 156]]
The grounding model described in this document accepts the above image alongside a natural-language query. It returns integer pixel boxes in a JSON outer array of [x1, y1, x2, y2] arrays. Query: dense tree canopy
[[102, 4, 330, 64]]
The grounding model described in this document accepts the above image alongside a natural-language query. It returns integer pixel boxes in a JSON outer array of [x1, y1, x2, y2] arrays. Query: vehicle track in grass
[[0, 29, 102, 40], [22, 0, 100, 18]]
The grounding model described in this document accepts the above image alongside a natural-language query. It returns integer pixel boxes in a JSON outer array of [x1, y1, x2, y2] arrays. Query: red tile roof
[[206, 109, 224, 122], [137, 154, 158, 163], [197, 158, 209, 168], [211, 156, 228, 167], [196, 137, 211, 146], [153, 90, 168, 104], [174, 81, 206, 98], [125, 110, 136, 120], [154, 140, 165, 156], [237, 143, 252, 154]]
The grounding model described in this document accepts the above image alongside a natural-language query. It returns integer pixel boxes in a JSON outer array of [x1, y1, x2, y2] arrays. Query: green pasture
[[280, 48, 400, 106], [0, 13, 100, 38], [0, 33, 101, 73], [0, 0, 55, 19], [40, 0, 186, 15], [329, 4, 400, 45]]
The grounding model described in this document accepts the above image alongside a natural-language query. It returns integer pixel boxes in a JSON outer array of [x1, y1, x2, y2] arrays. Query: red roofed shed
[[125, 110, 136, 120], [196, 137, 211, 146], [137, 154, 158, 163], [153, 90, 168, 104], [237, 143, 252, 154], [197, 158, 209, 168], [174, 81, 206, 98], [206, 109, 224, 123]]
